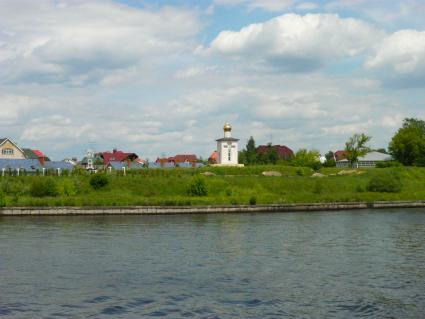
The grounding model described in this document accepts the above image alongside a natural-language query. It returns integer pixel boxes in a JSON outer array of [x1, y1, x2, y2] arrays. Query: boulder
[[311, 172, 326, 177], [262, 171, 282, 177], [201, 171, 216, 176]]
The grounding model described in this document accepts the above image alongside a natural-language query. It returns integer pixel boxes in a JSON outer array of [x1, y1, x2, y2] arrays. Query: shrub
[[187, 176, 208, 196], [367, 173, 402, 193], [59, 179, 77, 196], [356, 184, 366, 193], [225, 188, 232, 196], [375, 161, 402, 168], [30, 178, 59, 197], [90, 174, 109, 190], [0, 190, 6, 207], [249, 196, 257, 205], [296, 169, 304, 176]]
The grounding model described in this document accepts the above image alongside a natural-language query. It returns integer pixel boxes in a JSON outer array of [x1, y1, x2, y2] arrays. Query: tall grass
[[1, 165, 425, 207]]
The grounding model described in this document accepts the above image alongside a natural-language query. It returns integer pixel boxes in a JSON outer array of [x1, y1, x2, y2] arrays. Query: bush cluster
[[0, 190, 6, 207], [375, 161, 402, 168], [90, 174, 109, 190], [30, 178, 59, 197], [367, 172, 402, 193], [187, 176, 208, 196]]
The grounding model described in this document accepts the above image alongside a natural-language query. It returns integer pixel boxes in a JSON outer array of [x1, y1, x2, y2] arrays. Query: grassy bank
[[1, 165, 425, 207]]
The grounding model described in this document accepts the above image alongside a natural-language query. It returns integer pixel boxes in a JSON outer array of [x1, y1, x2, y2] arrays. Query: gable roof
[[32, 150, 45, 158], [23, 148, 39, 159], [257, 145, 294, 159], [209, 151, 218, 162], [169, 154, 197, 163], [0, 138, 25, 155], [101, 149, 138, 165], [334, 150, 347, 161]]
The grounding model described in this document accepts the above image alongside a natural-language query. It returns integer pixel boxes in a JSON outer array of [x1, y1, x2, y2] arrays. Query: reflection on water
[[0, 209, 424, 318]]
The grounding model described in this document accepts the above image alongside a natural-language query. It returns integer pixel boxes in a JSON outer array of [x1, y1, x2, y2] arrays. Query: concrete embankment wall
[[1, 201, 425, 216]]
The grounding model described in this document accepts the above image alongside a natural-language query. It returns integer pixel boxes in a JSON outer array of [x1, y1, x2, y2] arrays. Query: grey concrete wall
[[1, 201, 425, 216]]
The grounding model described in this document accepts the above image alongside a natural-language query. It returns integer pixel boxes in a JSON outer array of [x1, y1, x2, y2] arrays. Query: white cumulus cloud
[[365, 29, 425, 87], [0, 1, 201, 84], [205, 13, 383, 72]]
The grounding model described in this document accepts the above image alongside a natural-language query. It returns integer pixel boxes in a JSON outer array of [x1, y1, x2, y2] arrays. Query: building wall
[[0, 140, 25, 159], [217, 141, 239, 165], [336, 160, 382, 168]]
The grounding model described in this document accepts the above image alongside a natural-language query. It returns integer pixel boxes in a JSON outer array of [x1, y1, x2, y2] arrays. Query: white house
[[336, 151, 392, 168], [215, 123, 242, 166]]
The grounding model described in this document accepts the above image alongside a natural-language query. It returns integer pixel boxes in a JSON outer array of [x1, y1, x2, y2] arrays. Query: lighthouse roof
[[216, 137, 239, 142]]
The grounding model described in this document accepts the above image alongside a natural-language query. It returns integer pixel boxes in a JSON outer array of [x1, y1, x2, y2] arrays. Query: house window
[[2, 148, 14, 155], [228, 149, 231, 161]]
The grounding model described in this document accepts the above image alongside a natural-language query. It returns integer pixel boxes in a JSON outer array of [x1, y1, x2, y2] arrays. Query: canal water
[[0, 209, 424, 318]]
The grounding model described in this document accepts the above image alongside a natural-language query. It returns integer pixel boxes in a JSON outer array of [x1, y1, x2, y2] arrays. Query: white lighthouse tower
[[215, 123, 242, 166]]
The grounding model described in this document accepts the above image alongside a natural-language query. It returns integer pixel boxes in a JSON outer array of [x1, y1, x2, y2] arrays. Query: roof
[[337, 151, 392, 162], [169, 154, 197, 163], [22, 148, 39, 159], [216, 137, 239, 142], [257, 145, 294, 159], [101, 149, 138, 165], [0, 159, 42, 172], [334, 150, 348, 161], [108, 161, 128, 170], [44, 161, 74, 170], [0, 138, 25, 154], [32, 150, 45, 158], [208, 151, 218, 162]]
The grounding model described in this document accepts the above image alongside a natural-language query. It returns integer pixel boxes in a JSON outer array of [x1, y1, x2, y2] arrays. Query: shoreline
[[1, 200, 425, 216]]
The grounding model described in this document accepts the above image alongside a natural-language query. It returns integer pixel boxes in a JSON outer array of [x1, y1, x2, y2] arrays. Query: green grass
[[1, 165, 425, 207]]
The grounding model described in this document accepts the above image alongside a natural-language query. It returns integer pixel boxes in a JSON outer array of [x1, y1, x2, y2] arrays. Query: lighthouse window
[[228, 149, 231, 161]]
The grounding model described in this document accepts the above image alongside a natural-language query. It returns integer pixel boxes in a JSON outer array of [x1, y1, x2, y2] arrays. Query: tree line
[[239, 117, 425, 168]]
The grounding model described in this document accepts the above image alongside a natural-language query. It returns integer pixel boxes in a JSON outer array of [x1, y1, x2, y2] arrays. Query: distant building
[[100, 149, 139, 168], [334, 150, 348, 162], [155, 154, 198, 167], [23, 148, 49, 166], [215, 123, 241, 166], [208, 151, 218, 164], [256, 144, 294, 161], [0, 138, 26, 159], [336, 151, 392, 168]]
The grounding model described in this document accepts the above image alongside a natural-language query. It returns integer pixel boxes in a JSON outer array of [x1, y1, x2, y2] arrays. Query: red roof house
[[208, 151, 218, 164], [334, 150, 348, 161], [168, 154, 197, 164], [257, 145, 294, 160], [101, 149, 138, 166]]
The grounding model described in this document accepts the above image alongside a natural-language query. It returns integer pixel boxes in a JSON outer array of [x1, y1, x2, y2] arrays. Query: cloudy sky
[[1, 0, 424, 160]]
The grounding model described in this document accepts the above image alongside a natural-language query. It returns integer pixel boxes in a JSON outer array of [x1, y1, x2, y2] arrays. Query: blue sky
[[0, 0, 424, 160]]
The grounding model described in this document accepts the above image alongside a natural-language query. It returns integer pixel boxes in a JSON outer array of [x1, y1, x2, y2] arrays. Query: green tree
[[291, 149, 321, 169], [323, 151, 336, 167], [241, 136, 258, 165], [389, 118, 425, 166], [344, 133, 371, 167]]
